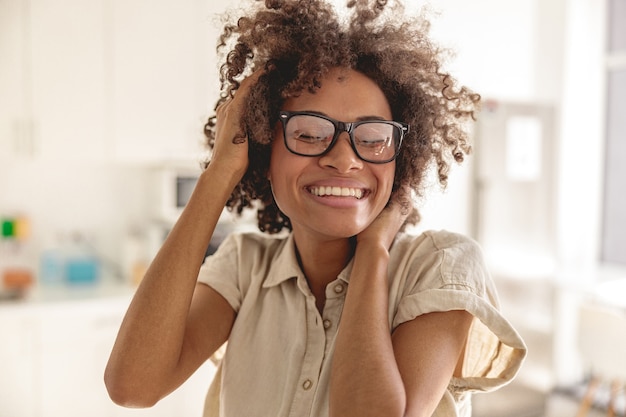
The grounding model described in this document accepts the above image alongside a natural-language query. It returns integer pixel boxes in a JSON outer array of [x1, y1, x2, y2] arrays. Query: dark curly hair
[[203, 0, 480, 234]]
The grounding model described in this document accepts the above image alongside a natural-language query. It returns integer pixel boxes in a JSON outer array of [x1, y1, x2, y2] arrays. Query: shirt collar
[[262, 233, 355, 288], [262, 233, 303, 288]]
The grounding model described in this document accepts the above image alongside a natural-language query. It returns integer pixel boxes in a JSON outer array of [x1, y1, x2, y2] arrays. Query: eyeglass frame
[[278, 110, 409, 164]]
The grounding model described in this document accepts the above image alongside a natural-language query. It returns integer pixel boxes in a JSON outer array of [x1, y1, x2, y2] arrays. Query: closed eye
[[293, 131, 329, 143], [357, 137, 390, 148]]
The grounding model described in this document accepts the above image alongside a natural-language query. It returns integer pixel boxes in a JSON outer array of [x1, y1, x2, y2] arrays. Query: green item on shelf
[[1, 219, 14, 238]]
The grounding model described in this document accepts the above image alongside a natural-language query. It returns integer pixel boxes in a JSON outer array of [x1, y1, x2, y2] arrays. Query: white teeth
[[309, 186, 365, 199]]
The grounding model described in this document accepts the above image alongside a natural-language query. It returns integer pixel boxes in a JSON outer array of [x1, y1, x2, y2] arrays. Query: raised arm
[[104, 73, 261, 408], [329, 197, 473, 417]]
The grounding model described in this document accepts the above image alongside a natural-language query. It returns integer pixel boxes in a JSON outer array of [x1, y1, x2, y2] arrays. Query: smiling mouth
[[307, 186, 365, 199]]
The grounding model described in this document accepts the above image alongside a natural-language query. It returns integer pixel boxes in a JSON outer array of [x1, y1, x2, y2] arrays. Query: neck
[[293, 232, 355, 298]]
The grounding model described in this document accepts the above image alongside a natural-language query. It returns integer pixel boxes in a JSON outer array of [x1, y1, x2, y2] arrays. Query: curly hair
[[203, 0, 480, 234]]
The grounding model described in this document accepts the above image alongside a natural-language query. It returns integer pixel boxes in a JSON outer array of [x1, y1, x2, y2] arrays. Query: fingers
[[215, 69, 265, 143], [209, 70, 266, 176], [217, 69, 265, 111], [238, 68, 265, 91]]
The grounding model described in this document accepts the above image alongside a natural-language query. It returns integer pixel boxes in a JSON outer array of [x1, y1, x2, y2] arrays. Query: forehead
[[282, 68, 392, 121]]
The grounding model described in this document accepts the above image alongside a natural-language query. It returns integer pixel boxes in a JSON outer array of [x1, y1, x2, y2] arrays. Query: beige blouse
[[197, 230, 527, 417]]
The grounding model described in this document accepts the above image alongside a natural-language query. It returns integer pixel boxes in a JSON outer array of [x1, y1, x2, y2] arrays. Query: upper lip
[[305, 179, 369, 190]]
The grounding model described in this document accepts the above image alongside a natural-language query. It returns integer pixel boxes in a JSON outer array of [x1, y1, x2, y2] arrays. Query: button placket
[[287, 292, 326, 417], [322, 281, 345, 360]]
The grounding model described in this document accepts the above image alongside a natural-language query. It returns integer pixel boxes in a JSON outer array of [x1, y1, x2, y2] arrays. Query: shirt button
[[333, 283, 344, 294], [323, 319, 332, 329], [302, 379, 313, 390]]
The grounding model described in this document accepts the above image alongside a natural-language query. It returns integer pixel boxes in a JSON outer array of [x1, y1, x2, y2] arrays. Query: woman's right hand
[[210, 70, 264, 182]]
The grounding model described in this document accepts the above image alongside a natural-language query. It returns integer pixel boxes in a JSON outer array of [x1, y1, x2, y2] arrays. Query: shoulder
[[201, 231, 291, 278], [218, 231, 289, 255], [392, 230, 484, 265], [390, 230, 489, 293], [424, 230, 487, 277], [198, 231, 294, 308]]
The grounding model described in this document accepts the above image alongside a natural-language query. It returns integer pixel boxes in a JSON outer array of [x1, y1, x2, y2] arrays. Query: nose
[[318, 132, 363, 173]]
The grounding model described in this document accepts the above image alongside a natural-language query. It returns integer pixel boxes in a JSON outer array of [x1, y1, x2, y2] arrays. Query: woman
[[105, 1, 526, 416]]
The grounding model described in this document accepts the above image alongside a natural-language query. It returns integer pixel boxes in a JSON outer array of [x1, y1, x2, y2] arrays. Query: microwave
[[147, 162, 260, 262], [152, 163, 201, 224], [148, 162, 252, 259]]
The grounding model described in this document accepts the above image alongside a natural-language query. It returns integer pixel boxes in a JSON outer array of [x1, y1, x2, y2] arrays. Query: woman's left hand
[[356, 188, 411, 251]]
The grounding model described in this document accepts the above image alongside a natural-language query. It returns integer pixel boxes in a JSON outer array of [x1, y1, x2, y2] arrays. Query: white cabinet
[[0, 0, 108, 162], [0, 0, 30, 160], [0, 297, 126, 417], [0, 290, 216, 417], [1, 0, 226, 163], [28, 0, 108, 162], [109, 0, 220, 163], [37, 299, 126, 417], [0, 308, 39, 417]]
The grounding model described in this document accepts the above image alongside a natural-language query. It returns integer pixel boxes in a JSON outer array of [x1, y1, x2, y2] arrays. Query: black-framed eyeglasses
[[278, 111, 409, 164]]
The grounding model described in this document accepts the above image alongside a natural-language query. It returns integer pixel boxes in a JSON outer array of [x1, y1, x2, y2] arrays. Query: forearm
[[329, 243, 406, 417], [105, 166, 236, 402]]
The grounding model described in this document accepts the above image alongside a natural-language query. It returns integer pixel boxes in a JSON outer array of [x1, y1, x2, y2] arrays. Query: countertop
[[0, 279, 136, 311]]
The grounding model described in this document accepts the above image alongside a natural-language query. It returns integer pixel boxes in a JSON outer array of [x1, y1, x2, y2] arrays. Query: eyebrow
[[302, 110, 389, 122]]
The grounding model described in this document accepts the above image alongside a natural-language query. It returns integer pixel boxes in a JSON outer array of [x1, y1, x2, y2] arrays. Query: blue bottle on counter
[[39, 233, 101, 286], [64, 234, 99, 285], [65, 256, 99, 284]]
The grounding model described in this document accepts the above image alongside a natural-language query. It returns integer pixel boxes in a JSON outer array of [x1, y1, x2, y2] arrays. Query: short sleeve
[[390, 231, 527, 393], [197, 233, 243, 312]]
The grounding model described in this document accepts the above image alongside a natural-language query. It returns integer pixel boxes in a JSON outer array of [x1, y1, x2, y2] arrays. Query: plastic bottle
[[64, 233, 100, 285]]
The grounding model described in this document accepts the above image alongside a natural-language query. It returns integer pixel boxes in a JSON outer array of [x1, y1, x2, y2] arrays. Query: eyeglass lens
[[284, 114, 400, 162]]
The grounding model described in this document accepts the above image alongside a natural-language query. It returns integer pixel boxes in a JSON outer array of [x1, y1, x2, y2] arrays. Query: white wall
[[556, 0, 607, 277]]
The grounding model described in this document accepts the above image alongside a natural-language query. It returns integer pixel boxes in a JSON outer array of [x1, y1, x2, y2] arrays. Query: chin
[[318, 222, 371, 240], [288, 209, 376, 240]]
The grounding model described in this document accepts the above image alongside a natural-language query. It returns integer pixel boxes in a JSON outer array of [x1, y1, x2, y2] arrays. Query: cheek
[[378, 163, 396, 198], [267, 140, 298, 213], [268, 138, 285, 182], [268, 124, 288, 181]]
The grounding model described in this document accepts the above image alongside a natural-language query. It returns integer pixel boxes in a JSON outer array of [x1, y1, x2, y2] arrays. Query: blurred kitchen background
[[1, 0, 625, 416]]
